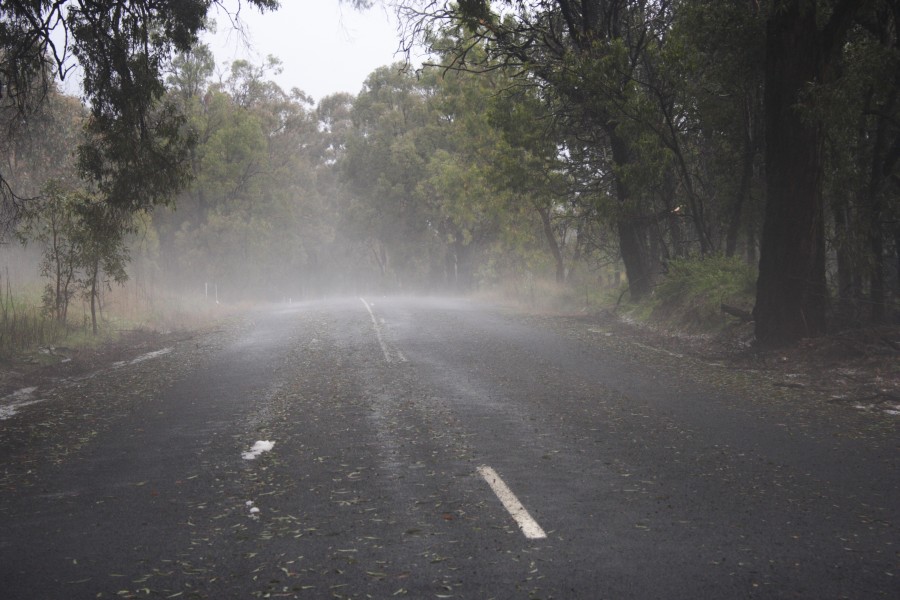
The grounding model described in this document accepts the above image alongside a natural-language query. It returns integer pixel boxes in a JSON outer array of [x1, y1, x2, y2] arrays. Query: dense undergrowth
[[640, 256, 757, 333], [489, 255, 759, 336], [0, 287, 71, 359]]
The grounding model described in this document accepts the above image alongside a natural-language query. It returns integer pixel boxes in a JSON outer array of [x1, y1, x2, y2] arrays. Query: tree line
[[1, 0, 898, 348], [398, 0, 899, 346]]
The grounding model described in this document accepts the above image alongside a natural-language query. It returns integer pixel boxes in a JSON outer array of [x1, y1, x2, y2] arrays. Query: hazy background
[[205, 0, 403, 101]]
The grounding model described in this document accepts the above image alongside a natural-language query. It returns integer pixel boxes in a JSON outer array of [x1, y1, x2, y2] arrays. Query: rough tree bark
[[609, 130, 653, 300], [754, 0, 859, 347], [537, 205, 566, 284]]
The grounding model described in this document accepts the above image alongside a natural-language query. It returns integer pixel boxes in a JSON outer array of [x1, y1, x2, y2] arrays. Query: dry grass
[[0, 277, 231, 359]]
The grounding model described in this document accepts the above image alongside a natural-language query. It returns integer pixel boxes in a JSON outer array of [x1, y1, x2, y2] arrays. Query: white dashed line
[[360, 297, 394, 363], [477, 465, 547, 539], [242, 440, 275, 460]]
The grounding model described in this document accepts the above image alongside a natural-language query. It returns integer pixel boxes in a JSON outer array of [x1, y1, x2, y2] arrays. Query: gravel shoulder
[[519, 307, 900, 424]]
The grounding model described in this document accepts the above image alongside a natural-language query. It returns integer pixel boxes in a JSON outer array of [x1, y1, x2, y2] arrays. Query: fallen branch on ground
[[720, 304, 753, 322]]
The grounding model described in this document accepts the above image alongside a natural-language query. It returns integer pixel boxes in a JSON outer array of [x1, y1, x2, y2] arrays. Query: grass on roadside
[[0, 280, 227, 361], [630, 255, 757, 333], [482, 255, 757, 335]]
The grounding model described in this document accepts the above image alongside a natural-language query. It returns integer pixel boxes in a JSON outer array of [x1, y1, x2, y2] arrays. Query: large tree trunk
[[537, 205, 566, 284], [609, 130, 653, 300], [89, 259, 99, 336], [617, 215, 652, 300], [754, 2, 829, 347]]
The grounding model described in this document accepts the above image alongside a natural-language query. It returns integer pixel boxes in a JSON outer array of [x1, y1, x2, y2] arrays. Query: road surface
[[1, 297, 896, 599]]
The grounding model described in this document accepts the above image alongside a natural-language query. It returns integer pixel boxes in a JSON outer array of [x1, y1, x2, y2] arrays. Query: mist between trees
[[0, 1, 898, 350]]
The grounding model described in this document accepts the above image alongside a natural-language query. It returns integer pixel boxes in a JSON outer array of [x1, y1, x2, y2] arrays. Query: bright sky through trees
[[205, 0, 404, 101]]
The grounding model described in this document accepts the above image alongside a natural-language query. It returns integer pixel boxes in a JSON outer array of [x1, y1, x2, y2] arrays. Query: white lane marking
[[477, 465, 547, 539], [360, 297, 393, 363], [242, 440, 275, 460]]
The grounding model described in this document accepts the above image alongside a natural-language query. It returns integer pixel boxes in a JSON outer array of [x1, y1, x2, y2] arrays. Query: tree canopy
[[396, 0, 900, 345], [0, 0, 278, 219], [2, 0, 898, 347]]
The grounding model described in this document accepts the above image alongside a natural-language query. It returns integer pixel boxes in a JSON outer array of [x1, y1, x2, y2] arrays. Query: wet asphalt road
[[0, 297, 897, 599]]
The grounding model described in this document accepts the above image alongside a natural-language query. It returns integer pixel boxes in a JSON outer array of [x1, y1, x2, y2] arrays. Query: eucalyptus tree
[[0, 0, 278, 223], [341, 64, 443, 288], [753, 0, 896, 346], [306, 93, 361, 292], [316, 93, 356, 168], [15, 183, 83, 325], [818, 2, 900, 327], [0, 86, 85, 208], [752, 0, 855, 345], [73, 198, 130, 335], [16, 181, 129, 332], [415, 63, 523, 290], [665, 0, 765, 262], [343, 61, 547, 291], [396, 0, 899, 344], [154, 55, 326, 297], [399, 0, 686, 299], [484, 80, 577, 284]]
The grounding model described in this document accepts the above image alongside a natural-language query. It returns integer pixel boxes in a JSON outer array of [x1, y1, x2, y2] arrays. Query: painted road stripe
[[360, 297, 393, 363], [477, 465, 547, 539], [360, 298, 407, 363]]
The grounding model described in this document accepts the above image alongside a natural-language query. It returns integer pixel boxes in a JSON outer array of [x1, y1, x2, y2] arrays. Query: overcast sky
[[205, 1, 408, 102]]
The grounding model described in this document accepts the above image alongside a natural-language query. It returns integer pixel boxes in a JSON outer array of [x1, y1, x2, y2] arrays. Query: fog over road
[[1, 297, 896, 599]]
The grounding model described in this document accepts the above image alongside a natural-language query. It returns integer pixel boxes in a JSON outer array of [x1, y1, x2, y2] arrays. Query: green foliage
[[400, 0, 898, 337], [16, 181, 131, 332], [2, 0, 894, 344], [647, 256, 757, 332], [149, 52, 334, 299], [16, 182, 85, 323], [0, 286, 68, 359], [1, 0, 278, 217]]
